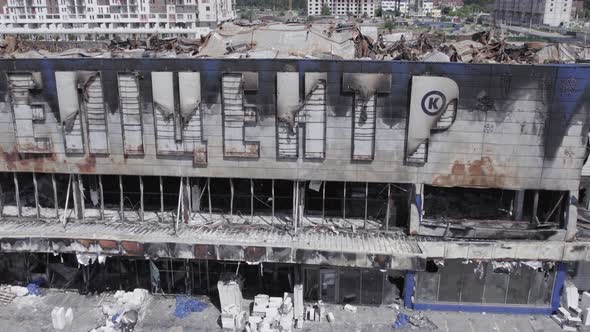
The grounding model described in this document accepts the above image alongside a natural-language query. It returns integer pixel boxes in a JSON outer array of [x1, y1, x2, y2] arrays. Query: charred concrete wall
[[0, 59, 588, 191]]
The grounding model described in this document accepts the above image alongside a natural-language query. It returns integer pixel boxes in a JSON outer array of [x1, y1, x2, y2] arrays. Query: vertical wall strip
[[551, 262, 567, 311], [32, 172, 40, 218]]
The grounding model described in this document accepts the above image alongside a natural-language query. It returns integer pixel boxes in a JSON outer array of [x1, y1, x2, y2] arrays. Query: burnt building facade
[[0, 59, 588, 313]]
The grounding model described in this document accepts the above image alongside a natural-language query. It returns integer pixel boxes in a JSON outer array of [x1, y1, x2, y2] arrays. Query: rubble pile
[[357, 28, 590, 64], [91, 288, 150, 332], [248, 293, 299, 332], [553, 282, 590, 330], [1, 23, 589, 63], [108, 35, 204, 56]]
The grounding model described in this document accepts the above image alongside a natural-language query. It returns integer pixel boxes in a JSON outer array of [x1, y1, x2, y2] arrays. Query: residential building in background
[[307, 0, 379, 17], [494, 0, 572, 27], [381, 0, 410, 14], [0, 0, 235, 39], [380, 0, 433, 16], [432, 0, 463, 8]]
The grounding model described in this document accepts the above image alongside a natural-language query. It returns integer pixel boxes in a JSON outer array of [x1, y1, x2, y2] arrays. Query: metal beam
[[33, 172, 40, 218], [98, 175, 104, 220], [271, 179, 275, 224], [13, 172, 21, 217], [159, 176, 164, 221], [139, 176, 144, 222], [119, 175, 124, 222], [230, 178, 234, 216]]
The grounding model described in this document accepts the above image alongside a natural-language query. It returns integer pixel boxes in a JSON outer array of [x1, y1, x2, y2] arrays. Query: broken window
[[345, 182, 366, 220], [80, 175, 101, 211], [339, 268, 360, 304], [324, 181, 345, 219], [142, 176, 162, 212], [209, 178, 230, 213], [153, 259, 189, 294], [273, 180, 294, 218], [100, 175, 121, 210], [523, 189, 567, 226], [304, 181, 324, 218], [424, 186, 514, 221], [361, 269, 384, 305], [414, 260, 556, 305], [162, 176, 181, 213], [122, 176, 141, 220], [253, 179, 273, 214], [0, 173, 16, 215], [232, 179, 251, 216], [17, 173, 36, 217]]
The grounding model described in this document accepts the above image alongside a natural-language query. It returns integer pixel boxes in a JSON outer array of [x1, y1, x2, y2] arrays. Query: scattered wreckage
[[1, 23, 588, 63]]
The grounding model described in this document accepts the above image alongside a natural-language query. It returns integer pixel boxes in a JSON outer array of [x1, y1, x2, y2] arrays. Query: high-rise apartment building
[[0, 0, 235, 39], [307, 0, 379, 17], [494, 0, 572, 27]]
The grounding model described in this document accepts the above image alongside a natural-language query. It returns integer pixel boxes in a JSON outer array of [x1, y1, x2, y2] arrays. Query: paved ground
[[0, 290, 564, 332]]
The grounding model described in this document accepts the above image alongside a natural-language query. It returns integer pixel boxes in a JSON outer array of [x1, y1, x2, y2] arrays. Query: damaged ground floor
[[0, 251, 575, 316]]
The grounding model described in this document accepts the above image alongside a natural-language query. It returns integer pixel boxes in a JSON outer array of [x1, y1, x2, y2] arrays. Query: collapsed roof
[[0, 22, 589, 64]]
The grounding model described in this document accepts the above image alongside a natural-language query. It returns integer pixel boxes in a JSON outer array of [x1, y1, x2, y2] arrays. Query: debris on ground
[[248, 292, 295, 331], [552, 306, 582, 331], [393, 312, 410, 329], [552, 281, 587, 331], [409, 312, 438, 329], [91, 289, 150, 332], [26, 279, 44, 296], [344, 304, 357, 313], [51, 307, 74, 331], [0, 288, 16, 304], [174, 296, 207, 318], [8, 285, 29, 297]]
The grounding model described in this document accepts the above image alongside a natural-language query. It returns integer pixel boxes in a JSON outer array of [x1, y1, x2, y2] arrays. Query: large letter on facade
[[56, 71, 109, 154], [276, 72, 327, 159], [7, 72, 51, 153], [151, 72, 208, 166], [343, 73, 391, 161], [221, 72, 259, 158], [406, 76, 459, 163], [117, 73, 144, 155]]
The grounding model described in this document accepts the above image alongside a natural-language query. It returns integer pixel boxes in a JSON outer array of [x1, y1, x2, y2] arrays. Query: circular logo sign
[[421, 91, 447, 116]]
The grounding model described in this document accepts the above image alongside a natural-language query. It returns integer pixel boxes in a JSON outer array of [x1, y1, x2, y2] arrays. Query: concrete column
[[409, 183, 423, 236], [72, 175, 84, 220], [582, 180, 590, 210], [565, 190, 578, 242], [514, 190, 525, 220]]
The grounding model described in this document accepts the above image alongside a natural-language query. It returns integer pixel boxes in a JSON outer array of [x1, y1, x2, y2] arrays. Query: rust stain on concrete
[[433, 157, 506, 188]]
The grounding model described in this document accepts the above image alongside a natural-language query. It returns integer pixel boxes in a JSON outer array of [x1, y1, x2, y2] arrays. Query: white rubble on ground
[[51, 307, 74, 330], [8, 285, 29, 297], [91, 288, 150, 332]]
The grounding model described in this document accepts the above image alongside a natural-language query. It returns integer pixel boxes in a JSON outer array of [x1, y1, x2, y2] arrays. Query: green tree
[[321, 3, 331, 15], [441, 6, 452, 15], [375, 6, 383, 17], [278, 10, 285, 16], [241, 9, 254, 21], [383, 20, 395, 32]]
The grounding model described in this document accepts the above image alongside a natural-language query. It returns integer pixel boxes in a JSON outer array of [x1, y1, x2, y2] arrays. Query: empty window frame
[[423, 186, 514, 221]]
